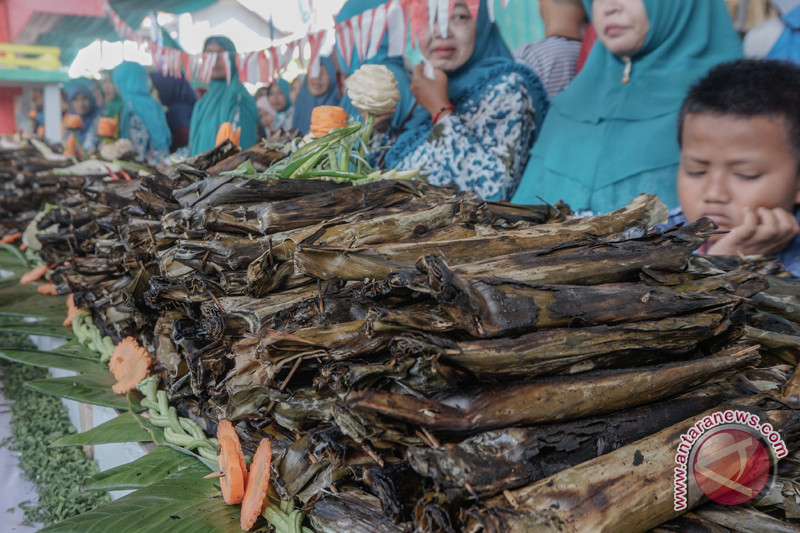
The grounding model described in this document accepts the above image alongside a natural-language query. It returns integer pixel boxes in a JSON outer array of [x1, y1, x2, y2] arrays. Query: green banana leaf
[[0, 347, 105, 373], [0, 283, 67, 320], [48, 340, 107, 360], [82, 445, 205, 492], [51, 411, 163, 447], [0, 319, 74, 338], [0, 244, 30, 273], [39, 463, 242, 533], [25, 373, 142, 411]]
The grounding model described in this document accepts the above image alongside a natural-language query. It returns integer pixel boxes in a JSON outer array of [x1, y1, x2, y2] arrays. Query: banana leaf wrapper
[[484, 200, 572, 226], [748, 311, 800, 338], [468, 401, 800, 533], [83, 176, 177, 217], [406, 365, 790, 497], [153, 310, 186, 379], [418, 256, 765, 338], [204, 285, 322, 334], [315, 354, 451, 397], [447, 219, 712, 287], [172, 174, 344, 208], [752, 292, 800, 324], [361, 303, 459, 337], [204, 140, 289, 175], [161, 179, 445, 236], [743, 326, 800, 365], [308, 489, 406, 533], [173, 138, 238, 172], [392, 306, 740, 379], [143, 273, 230, 308], [344, 347, 760, 434], [294, 193, 669, 280], [690, 503, 800, 533], [257, 319, 401, 367]]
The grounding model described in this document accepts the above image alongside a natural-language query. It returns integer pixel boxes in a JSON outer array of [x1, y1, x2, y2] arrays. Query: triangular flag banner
[[386, 0, 405, 57], [259, 50, 272, 82], [352, 13, 364, 63], [366, 3, 387, 60], [436, 0, 449, 38], [466, 0, 479, 21], [336, 19, 354, 68], [222, 51, 232, 85], [307, 31, 325, 78], [296, 35, 309, 70], [106, 1, 518, 84]]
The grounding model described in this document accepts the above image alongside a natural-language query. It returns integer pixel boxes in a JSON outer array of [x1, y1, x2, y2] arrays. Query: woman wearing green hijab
[[512, 0, 743, 213], [100, 71, 123, 126], [188, 36, 260, 155], [112, 61, 172, 165]]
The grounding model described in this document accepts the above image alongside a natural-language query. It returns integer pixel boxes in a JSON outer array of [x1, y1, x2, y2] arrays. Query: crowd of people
[[26, 0, 800, 277]]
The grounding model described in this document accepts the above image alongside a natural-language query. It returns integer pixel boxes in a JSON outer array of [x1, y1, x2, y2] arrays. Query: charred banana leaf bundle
[[14, 138, 800, 533]]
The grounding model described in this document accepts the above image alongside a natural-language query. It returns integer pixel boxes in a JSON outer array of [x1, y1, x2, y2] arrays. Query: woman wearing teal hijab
[[512, 0, 743, 213], [268, 79, 294, 131], [112, 61, 171, 165], [335, 0, 415, 132], [188, 36, 260, 155]]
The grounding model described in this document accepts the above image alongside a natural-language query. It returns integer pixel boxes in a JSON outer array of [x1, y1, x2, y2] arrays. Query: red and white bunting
[[366, 2, 387, 59], [198, 52, 217, 84], [307, 31, 325, 78], [336, 18, 354, 68], [258, 49, 272, 82], [106, 0, 514, 85], [386, 0, 406, 57], [222, 52, 232, 84], [466, 0, 480, 22]]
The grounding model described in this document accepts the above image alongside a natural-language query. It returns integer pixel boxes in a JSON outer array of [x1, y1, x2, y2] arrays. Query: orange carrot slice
[[37, 282, 58, 295], [310, 105, 349, 138], [20, 264, 48, 284], [240, 437, 272, 531], [19, 244, 27, 251], [0, 232, 21, 244], [218, 436, 246, 505], [217, 420, 248, 487], [64, 114, 84, 130], [63, 294, 87, 327], [108, 337, 151, 394]]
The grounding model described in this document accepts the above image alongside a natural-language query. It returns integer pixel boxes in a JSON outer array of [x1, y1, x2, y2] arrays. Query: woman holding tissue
[[382, 0, 548, 201]]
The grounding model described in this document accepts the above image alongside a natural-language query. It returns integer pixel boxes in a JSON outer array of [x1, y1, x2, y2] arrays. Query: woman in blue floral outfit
[[382, 0, 548, 201]]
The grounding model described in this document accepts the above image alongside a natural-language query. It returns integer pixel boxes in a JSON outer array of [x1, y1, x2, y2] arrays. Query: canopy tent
[[5, 0, 541, 71], [3, 0, 294, 65]]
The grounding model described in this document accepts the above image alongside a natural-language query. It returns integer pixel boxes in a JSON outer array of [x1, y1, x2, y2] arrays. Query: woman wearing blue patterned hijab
[[383, 0, 548, 201]]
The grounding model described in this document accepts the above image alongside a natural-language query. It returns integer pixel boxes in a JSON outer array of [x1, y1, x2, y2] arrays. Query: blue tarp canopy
[[32, 0, 218, 64]]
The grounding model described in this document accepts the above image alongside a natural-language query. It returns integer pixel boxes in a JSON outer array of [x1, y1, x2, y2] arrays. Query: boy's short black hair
[[678, 59, 800, 165]]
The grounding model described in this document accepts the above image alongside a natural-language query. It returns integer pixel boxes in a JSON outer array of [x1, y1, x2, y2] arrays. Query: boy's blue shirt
[[667, 207, 800, 279]]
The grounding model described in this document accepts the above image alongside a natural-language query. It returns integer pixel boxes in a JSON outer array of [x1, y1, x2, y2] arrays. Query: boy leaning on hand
[[669, 59, 800, 277]]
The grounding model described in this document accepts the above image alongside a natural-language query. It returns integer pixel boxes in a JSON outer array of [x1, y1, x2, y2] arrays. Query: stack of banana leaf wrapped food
[[0, 138, 77, 235], [20, 132, 800, 532]]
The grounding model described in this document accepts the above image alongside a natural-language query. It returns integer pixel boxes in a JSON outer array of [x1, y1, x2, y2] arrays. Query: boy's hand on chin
[[709, 207, 800, 256]]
